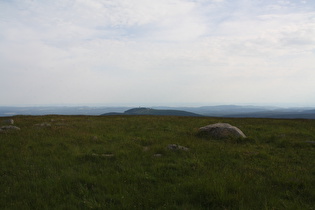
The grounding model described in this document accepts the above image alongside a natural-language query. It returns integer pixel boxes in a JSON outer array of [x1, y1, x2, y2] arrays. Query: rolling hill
[[101, 107, 203, 117]]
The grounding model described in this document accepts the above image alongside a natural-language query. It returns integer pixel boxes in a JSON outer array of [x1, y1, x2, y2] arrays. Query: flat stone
[[167, 144, 189, 151], [1, 119, 14, 125], [0, 125, 20, 132], [153, 153, 162, 157], [91, 153, 114, 157], [35, 123, 51, 127]]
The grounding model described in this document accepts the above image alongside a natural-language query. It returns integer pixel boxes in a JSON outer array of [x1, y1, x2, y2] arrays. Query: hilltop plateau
[[102, 107, 202, 117], [0, 115, 314, 209]]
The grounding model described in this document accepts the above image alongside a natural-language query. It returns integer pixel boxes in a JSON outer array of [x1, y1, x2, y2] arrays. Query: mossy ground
[[1, 115, 314, 209]]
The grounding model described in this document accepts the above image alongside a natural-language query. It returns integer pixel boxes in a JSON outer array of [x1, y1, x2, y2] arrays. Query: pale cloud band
[[1, 0, 315, 106]]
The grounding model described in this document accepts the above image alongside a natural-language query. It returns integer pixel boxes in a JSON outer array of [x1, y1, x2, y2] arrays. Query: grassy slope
[[0, 115, 314, 209]]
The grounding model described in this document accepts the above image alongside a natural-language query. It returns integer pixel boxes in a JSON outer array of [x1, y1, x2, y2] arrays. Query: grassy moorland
[[0, 115, 314, 209]]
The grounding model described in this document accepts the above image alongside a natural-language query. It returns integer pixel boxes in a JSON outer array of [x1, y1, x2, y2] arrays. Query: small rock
[[167, 144, 189, 151], [92, 153, 114, 157], [153, 153, 162, 157], [0, 125, 20, 132], [305, 141, 315, 144], [143, 146, 150, 151], [1, 119, 14, 125], [35, 122, 51, 127], [91, 136, 98, 141], [167, 144, 178, 150], [178, 145, 189, 151]]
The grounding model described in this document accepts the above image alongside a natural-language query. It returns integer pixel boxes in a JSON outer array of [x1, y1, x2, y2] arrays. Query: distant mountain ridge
[[223, 109, 315, 119], [101, 107, 202, 117], [152, 105, 315, 119], [174, 105, 273, 116], [1, 105, 315, 119]]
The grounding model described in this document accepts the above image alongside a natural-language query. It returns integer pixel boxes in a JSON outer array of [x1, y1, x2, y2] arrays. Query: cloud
[[1, 0, 315, 106], [4, 0, 206, 41]]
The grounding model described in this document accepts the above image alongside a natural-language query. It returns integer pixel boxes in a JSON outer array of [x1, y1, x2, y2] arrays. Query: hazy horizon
[[1, 102, 314, 109], [1, 0, 315, 107]]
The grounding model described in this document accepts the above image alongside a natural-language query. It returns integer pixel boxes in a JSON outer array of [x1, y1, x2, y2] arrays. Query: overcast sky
[[1, 0, 315, 107]]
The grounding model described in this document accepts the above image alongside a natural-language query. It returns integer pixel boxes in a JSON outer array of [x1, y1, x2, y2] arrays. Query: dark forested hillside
[[102, 107, 202, 117]]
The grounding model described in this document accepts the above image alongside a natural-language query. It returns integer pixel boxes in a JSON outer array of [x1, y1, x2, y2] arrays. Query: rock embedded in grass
[[167, 144, 189, 151], [0, 125, 21, 132], [91, 136, 98, 141], [143, 146, 150, 151], [198, 123, 246, 139], [91, 153, 114, 157], [153, 153, 162, 157], [1, 119, 14, 125], [34, 122, 51, 127]]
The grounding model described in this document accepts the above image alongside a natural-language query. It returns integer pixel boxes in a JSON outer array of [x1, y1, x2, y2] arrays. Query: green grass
[[1, 115, 314, 209]]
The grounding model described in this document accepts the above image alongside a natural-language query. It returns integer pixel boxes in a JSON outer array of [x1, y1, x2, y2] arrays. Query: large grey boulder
[[198, 123, 246, 139]]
